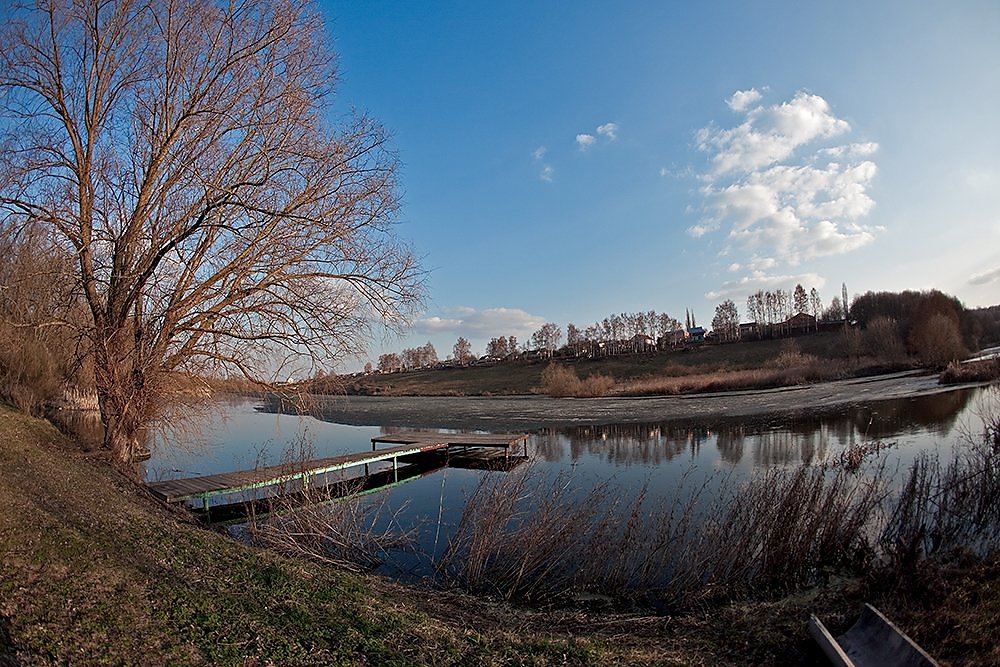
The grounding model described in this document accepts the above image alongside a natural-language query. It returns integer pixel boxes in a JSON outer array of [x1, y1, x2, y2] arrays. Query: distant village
[[367, 284, 855, 375]]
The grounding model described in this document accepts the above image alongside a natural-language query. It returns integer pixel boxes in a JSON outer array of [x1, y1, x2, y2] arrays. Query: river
[[139, 383, 999, 580]]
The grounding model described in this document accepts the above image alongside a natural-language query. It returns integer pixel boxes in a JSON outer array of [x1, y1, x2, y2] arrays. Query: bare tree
[[377, 353, 402, 373], [793, 284, 808, 315], [0, 0, 422, 467], [452, 337, 473, 365], [530, 323, 561, 352], [809, 288, 822, 329], [711, 299, 739, 342], [485, 336, 509, 358]]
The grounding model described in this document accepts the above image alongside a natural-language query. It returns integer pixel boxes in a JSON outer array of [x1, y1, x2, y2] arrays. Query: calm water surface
[[143, 386, 998, 574]]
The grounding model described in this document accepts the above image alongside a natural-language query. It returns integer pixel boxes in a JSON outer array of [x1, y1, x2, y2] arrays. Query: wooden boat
[[808, 603, 938, 667]]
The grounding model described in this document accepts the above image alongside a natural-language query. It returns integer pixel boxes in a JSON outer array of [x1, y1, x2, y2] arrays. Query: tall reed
[[434, 462, 886, 607]]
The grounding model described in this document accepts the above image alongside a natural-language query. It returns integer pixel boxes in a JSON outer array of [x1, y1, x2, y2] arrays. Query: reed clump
[[433, 391, 1000, 609], [939, 358, 1000, 385], [540, 363, 615, 397], [243, 438, 416, 572], [433, 462, 886, 607]]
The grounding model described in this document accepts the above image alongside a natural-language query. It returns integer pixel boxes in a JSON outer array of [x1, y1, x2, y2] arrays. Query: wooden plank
[[149, 432, 530, 505], [809, 604, 939, 667], [372, 431, 529, 448], [148, 441, 449, 503]]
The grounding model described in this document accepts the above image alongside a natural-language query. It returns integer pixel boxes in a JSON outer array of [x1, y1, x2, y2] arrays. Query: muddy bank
[[270, 370, 982, 432]]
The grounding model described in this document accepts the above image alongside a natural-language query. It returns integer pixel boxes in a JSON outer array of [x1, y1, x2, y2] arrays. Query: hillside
[[336, 332, 890, 396]]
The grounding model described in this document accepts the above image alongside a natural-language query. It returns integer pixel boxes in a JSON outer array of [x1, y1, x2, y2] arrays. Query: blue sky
[[319, 1, 1000, 367]]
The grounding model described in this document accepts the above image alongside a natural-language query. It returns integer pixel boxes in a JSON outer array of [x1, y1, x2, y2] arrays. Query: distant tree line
[[365, 284, 1000, 374]]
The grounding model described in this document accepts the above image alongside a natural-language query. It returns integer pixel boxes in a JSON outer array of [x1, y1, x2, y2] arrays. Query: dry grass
[[616, 361, 848, 396], [540, 363, 616, 397], [433, 462, 887, 608], [883, 393, 1000, 568], [247, 485, 416, 572], [940, 358, 1000, 385]]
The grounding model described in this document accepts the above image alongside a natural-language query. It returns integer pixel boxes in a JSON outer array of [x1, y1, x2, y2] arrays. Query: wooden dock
[[148, 431, 529, 511]]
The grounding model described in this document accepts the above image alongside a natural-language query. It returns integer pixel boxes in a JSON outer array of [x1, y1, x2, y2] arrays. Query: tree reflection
[[546, 388, 977, 469]]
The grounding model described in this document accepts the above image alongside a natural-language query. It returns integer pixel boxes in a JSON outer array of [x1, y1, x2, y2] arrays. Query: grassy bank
[[336, 333, 916, 397], [3, 404, 1000, 664]]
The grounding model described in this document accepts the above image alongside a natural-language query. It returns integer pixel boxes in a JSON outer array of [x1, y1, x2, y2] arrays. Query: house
[[739, 322, 759, 340], [629, 333, 657, 353], [658, 330, 686, 349], [686, 326, 706, 343], [781, 312, 817, 332]]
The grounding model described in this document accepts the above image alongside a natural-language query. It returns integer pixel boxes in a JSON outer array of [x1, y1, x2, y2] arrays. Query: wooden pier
[[147, 431, 529, 511]]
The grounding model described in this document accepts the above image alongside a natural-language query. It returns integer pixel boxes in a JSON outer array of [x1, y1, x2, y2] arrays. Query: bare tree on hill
[[0, 0, 423, 467]]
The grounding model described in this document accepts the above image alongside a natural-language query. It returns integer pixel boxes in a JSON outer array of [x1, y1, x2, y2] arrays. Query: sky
[[317, 0, 1000, 369]]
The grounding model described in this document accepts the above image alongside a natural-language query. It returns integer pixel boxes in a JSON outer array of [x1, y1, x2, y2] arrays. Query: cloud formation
[[705, 271, 827, 301], [575, 133, 596, 149], [597, 122, 619, 140], [413, 307, 546, 338], [692, 89, 880, 278], [969, 266, 1000, 286], [726, 88, 762, 112], [532, 146, 553, 181]]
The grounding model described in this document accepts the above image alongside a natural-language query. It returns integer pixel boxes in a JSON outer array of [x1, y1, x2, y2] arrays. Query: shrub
[[910, 313, 967, 367], [540, 364, 614, 397], [864, 316, 907, 362]]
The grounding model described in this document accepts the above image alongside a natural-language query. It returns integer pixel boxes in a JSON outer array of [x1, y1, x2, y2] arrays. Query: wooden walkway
[[148, 431, 529, 510]]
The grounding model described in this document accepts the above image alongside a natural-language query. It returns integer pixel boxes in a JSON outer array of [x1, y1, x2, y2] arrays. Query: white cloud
[[699, 91, 850, 176], [596, 122, 619, 140], [692, 89, 881, 281], [705, 271, 827, 301], [726, 88, 762, 112], [532, 146, 546, 160], [540, 165, 554, 182], [969, 266, 1000, 286], [413, 307, 547, 338], [576, 133, 596, 150], [819, 142, 878, 159]]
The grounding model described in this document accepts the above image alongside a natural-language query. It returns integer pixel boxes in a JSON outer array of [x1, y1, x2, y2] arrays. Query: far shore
[[269, 369, 989, 432]]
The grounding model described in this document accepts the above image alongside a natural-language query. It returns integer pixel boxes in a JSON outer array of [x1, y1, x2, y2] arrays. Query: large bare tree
[[0, 0, 422, 467]]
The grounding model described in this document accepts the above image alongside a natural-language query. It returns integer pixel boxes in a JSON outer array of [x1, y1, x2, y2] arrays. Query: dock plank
[[148, 431, 530, 505], [148, 441, 449, 503]]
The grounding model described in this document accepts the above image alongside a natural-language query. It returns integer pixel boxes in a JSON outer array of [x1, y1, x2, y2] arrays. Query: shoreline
[[268, 370, 989, 432]]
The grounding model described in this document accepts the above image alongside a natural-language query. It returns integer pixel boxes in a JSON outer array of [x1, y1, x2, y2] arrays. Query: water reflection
[[536, 388, 979, 470]]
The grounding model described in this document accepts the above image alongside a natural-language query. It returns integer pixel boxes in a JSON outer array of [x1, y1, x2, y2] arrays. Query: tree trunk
[[93, 328, 152, 471]]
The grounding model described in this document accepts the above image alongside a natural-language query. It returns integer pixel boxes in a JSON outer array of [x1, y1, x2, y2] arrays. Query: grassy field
[[338, 332, 907, 397], [2, 403, 999, 665]]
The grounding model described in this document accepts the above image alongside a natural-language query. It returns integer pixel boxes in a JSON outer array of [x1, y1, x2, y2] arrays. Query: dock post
[[393, 456, 398, 482]]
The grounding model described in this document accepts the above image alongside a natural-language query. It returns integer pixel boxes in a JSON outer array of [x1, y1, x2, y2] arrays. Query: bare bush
[[864, 316, 907, 362], [768, 339, 819, 369], [939, 358, 1000, 385], [540, 364, 614, 397], [910, 313, 967, 368], [0, 224, 90, 414]]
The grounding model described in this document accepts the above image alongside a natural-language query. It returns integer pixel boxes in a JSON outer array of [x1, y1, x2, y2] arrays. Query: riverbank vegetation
[[5, 399, 1000, 664], [263, 388, 1000, 616]]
